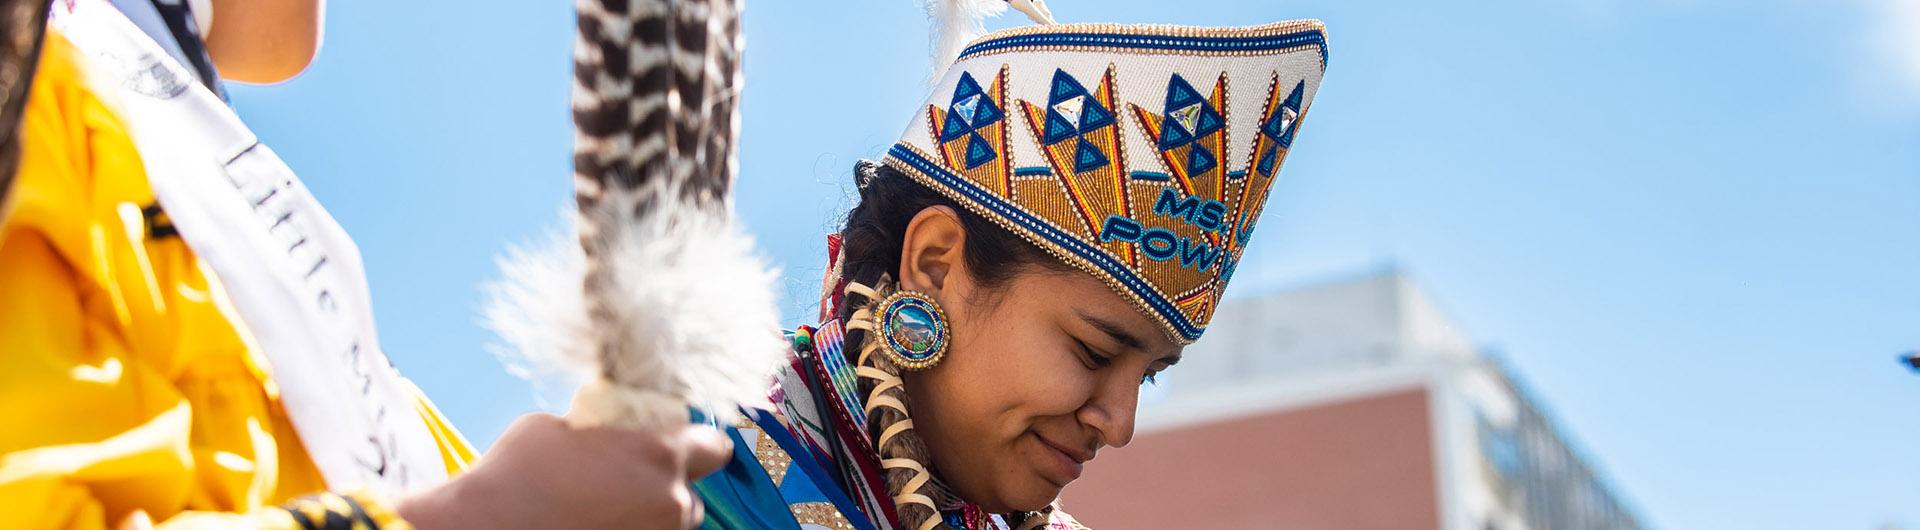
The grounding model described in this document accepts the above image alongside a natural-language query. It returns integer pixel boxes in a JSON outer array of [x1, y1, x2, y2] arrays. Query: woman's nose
[[1077, 371, 1140, 449]]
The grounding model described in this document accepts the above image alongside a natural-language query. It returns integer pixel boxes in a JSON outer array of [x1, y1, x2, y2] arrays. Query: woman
[[0, 2, 724, 529], [691, 17, 1329, 530]]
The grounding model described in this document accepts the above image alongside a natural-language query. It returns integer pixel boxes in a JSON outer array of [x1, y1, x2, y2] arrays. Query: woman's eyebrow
[[1076, 310, 1145, 351]]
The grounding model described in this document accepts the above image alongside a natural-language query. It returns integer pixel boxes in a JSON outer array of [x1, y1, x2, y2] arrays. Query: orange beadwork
[[882, 19, 1328, 344]]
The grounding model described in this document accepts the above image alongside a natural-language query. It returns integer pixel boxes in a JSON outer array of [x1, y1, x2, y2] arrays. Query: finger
[[482, 413, 566, 463], [502, 412, 565, 439], [678, 427, 734, 479], [669, 482, 702, 530], [683, 489, 706, 530]]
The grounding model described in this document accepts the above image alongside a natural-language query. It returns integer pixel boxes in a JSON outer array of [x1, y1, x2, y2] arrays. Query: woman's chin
[[996, 476, 1068, 513], [960, 477, 1062, 513]]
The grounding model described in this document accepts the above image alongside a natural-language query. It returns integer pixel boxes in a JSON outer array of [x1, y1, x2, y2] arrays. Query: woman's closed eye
[[1075, 339, 1160, 386], [1074, 339, 1112, 369]]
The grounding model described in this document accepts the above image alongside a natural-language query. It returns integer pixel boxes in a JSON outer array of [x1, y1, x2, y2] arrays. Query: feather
[[920, 0, 1056, 81], [923, 0, 1007, 79], [487, 0, 783, 430]]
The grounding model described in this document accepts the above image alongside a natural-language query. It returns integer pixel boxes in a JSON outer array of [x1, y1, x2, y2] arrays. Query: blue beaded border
[[886, 144, 1204, 342], [959, 27, 1329, 69]]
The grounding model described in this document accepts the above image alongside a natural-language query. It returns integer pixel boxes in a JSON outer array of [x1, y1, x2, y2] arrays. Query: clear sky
[[227, 1, 1918, 528]]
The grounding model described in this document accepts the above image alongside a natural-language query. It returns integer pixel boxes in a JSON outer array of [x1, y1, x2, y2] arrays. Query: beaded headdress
[[882, 20, 1329, 344]]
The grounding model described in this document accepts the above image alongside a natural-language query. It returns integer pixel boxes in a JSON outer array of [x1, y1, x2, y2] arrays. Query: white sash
[[51, 0, 448, 497]]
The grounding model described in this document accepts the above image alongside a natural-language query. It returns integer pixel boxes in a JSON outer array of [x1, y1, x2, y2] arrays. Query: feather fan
[[486, 0, 785, 429]]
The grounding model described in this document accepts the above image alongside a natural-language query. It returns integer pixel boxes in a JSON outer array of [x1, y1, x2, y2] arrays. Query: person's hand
[[398, 413, 732, 530]]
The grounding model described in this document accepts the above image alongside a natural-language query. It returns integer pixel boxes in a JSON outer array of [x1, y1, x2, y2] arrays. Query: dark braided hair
[[835, 160, 1070, 528]]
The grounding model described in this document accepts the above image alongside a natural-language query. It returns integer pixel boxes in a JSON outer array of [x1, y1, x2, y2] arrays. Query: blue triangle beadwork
[[964, 132, 997, 169], [1040, 69, 1114, 172], [1257, 144, 1279, 177], [943, 72, 1003, 145], [1186, 143, 1217, 175], [1042, 69, 1113, 146], [1158, 74, 1225, 151], [1159, 118, 1195, 148], [970, 95, 1003, 128], [1263, 80, 1306, 148], [940, 111, 971, 142], [1165, 74, 1205, 111], [952, 72, 986, 110], [1194, 105, 1223, 137], [1079, 97, 1114, 131], [1050, 70, 1087, 103], [1073, 138, 1110, 173], [1042, 111, 1078, 145]]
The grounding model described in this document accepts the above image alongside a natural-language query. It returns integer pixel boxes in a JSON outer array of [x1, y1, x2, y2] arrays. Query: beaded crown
[[882, 20, 1329, 344]]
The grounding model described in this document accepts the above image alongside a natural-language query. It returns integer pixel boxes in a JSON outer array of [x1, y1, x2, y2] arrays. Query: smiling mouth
[[1031, 432, 1091, 485], [1038, 434, 1093, 464]]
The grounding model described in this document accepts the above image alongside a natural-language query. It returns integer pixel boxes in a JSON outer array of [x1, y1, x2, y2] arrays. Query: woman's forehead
[[1021, 270, 1181, 354]]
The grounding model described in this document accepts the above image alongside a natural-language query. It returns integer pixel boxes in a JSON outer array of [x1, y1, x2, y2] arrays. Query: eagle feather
[[487, 0, 783, 429]]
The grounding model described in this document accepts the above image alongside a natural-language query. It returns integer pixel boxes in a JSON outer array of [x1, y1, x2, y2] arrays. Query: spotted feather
[[487, 0, 782, 430]]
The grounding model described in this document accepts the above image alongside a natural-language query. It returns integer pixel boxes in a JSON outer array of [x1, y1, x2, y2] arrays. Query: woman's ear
[[898, 206, 967, 296]]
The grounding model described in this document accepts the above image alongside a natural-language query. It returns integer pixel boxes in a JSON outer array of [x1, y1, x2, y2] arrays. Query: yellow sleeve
[[0, 31, 466, 530], [0, 30, 199, 530]]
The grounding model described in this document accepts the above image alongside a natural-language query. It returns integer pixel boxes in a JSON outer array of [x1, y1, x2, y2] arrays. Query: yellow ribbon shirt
[[0, 30, 474, 530]]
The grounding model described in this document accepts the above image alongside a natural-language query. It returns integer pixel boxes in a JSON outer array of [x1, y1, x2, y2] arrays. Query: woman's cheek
[[1010, 344, 1099, 413]]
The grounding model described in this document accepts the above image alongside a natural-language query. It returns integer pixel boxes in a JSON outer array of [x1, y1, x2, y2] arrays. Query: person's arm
[[140, 417, 733, 530], [202, 0, 322, 83], [398, 414, 732, 530]]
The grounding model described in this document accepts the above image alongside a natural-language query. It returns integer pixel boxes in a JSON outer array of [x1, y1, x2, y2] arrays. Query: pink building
[[1061, 270, 1646, 530]]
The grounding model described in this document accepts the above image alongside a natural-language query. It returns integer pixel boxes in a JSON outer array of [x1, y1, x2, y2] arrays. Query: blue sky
[[228, 1, 1918, 528]]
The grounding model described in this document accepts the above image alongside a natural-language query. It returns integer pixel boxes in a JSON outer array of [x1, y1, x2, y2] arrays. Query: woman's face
[[895, 208, 1183, 513]]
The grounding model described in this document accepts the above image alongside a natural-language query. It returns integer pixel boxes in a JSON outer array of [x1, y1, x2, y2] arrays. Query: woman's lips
[[1031, 432, 1089, 485]]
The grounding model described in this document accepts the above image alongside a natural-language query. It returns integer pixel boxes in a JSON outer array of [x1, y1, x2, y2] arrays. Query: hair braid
[[844, 285, 947, 530], [832, 161, 1073, 529]]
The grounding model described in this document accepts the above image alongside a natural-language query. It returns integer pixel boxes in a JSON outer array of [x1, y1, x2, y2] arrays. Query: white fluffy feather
[[485, 179, 786, 428], [483, 223, 590, 404], [924, 0, 1008, 80], [921, 0, 1056, 81]]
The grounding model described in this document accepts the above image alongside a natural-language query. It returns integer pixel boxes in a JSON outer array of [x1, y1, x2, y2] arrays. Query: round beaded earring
[[873, 290, 950, 371]]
